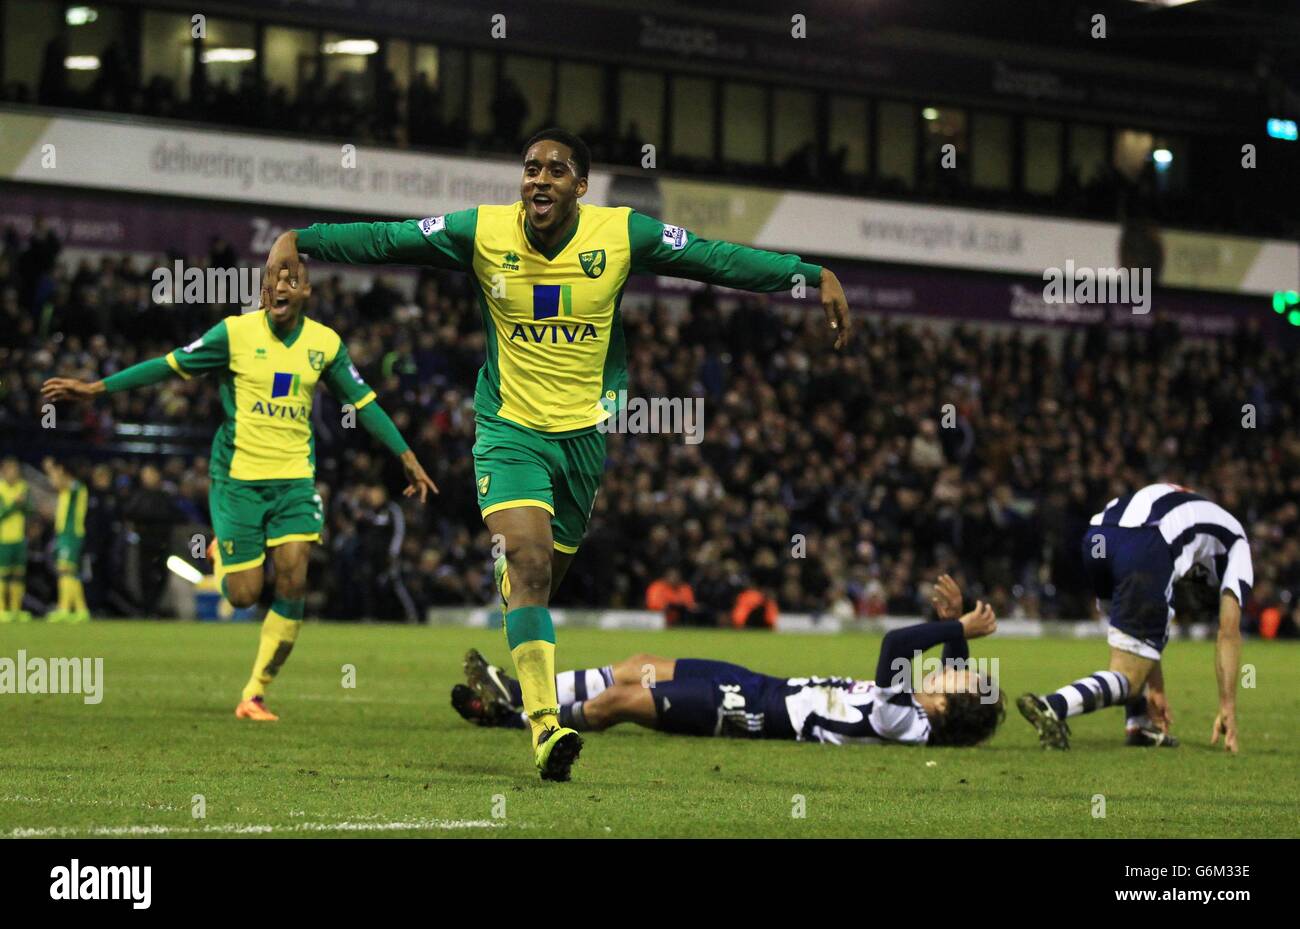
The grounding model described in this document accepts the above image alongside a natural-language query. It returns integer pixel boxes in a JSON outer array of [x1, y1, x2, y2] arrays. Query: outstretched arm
[[320, 343, 438, 503], [42, 321, 231, 402], [875, 601, 996, 688], [627, 212, 850, 349], [1211, 536, 1252, 753], [1211, 592, 1242, 753], [265, 210, 477, 307]]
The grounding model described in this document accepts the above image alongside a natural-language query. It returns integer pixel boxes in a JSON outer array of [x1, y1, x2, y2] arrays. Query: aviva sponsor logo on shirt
[[509, 284, 598, 344], [249, 372, 309, 420], [271, 372, 303, 398]]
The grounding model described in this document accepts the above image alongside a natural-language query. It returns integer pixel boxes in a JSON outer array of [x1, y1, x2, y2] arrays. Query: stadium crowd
[[1, 36, 1288, 239], [1, 226, 1298, 635]]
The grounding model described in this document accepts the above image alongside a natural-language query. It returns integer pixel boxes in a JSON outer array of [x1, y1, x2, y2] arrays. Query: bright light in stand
[[64, 56, 100, 71], [322, 39, 379, 55], [1152, 148, 1173, 166], [167, 556, 204, 585], [202, 48, 257, 63], [66, 6, 98, 26], [921, 107, 939, 121]]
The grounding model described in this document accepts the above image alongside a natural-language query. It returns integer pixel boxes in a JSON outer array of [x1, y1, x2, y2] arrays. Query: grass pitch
[[2, 621, 1297, 838]]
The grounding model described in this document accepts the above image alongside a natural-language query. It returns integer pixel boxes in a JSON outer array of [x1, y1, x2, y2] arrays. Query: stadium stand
[[3, 227, 1297, 633]]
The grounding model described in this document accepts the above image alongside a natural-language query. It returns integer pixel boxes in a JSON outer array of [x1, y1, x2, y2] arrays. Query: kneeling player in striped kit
[[1018, 483, 1252, 752], [453, 589, 1003, 748]]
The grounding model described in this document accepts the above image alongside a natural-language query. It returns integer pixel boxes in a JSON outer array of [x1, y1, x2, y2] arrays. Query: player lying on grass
[[1017, 483, 1252, 753], [41, 261, 437, 721], [452, 591, 1003, 748], [262, 126, 852, 780]]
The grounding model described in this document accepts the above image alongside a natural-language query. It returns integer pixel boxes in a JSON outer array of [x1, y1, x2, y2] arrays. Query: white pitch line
[[1, 795, 178, 811], [10, 818, 506, 838]]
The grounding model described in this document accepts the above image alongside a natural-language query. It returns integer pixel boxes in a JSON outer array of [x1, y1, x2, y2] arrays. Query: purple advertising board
[[1, 183, 1281, 340]]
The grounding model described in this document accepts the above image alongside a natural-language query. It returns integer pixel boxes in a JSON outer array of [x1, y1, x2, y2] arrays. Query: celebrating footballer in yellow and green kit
[[41, 262, 438, 719], [0, 457, 32, 622], [265, 127, 853, 780]]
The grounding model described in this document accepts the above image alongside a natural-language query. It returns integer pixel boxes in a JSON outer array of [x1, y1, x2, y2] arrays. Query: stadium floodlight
[[166, 556, 204, 585], [202, 48, 257, 64], [1152, 148, 1173, 168], [64, 56, 100, 71], [66, 6, 98, 26], [322, 39, 379, 56], [921, 107, 939, 121], [1267, 118, 1298, 141]]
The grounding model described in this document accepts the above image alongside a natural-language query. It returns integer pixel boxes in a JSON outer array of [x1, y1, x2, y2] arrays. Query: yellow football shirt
[[0, 479, 27, 544], [296, 202, 820, 434], [165, 311, 377, 481]]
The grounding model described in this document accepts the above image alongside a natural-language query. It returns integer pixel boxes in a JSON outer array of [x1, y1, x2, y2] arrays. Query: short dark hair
[[927, 687, 1005, 747], [522, 128, 591, 179]]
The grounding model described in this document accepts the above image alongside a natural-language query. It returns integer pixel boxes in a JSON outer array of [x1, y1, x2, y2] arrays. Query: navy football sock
[[1044, 671, 1130, 719]]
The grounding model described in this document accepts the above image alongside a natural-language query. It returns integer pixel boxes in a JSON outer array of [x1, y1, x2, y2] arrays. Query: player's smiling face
[[521, 140, 587, 234]]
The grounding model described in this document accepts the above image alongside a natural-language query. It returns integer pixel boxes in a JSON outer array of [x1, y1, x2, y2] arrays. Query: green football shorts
[[210, 477, 323, 573], [0, 540, 27, 575], [54, 533, 82, 572], [472, 413, 606, 553]]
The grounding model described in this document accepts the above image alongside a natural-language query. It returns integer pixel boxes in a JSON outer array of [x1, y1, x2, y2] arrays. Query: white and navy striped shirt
[[1089, 483, 1254, 605], [784, 678, 931, 746]]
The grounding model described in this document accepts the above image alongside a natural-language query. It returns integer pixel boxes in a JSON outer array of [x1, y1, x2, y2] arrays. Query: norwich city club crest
[[307, 349, 326, 372], [579, 249, 606, 279], [478, 475, 491, 497]]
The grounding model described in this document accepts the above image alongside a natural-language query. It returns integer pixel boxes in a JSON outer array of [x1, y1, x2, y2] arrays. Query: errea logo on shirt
[[662, 224, 687, 250], [418, 216, 445, 237]]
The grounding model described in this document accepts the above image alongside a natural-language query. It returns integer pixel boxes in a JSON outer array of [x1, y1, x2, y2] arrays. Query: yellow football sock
[[9, 580, 23, 612], [241, 602, 303, 701], [57, 575, 73, 612], [505, 606, 560, 748], [69, 578, 87, 614]]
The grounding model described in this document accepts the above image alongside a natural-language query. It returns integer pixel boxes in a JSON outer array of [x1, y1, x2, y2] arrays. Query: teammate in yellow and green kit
[[42, 262, 438, 718], [263, 127, 853, 780], [0, 457, 32, 622], [41, 458, 89, 623]]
